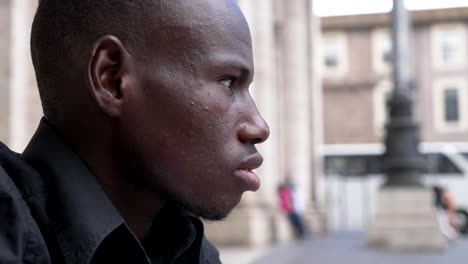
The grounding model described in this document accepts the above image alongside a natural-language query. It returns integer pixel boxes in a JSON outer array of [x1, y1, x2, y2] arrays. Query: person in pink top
[[278, 183, 307, 239]]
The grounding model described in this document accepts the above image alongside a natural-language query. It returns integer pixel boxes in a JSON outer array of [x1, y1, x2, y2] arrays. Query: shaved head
[[31, 0, 247, 123]]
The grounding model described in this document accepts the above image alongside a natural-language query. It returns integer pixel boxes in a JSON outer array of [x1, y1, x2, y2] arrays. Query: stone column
[[280, 0, 312, 208], [367, 0, 445, 251], [276, 0, 327, 235], [9, 0, 41, 151], [0, 0, 13, 144], [26, 0, 42, 142], [307, 3, 328, 234]]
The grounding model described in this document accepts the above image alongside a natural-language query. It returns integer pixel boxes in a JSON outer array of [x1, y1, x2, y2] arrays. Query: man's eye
[[219, 78, 234, 88]]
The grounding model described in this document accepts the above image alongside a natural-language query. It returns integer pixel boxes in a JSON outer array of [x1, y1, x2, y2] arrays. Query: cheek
[[155, 113, 240, 193], [125, 71, 240, 187], [169, 88, 235, 150]]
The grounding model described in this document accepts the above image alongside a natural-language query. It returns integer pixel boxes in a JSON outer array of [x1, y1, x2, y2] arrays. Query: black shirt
[[0, 119, 221, 264]]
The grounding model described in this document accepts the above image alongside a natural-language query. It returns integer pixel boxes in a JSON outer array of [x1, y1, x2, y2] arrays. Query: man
[[0, 0, 269, 263]]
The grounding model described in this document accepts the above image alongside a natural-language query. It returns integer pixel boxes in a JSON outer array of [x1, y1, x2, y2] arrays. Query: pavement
[[219, 246, 271, 264], [220, 232, 468, 264]]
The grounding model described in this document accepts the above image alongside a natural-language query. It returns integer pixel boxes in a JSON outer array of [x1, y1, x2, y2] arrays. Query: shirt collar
[[143, 205, 199, 262], [22, 119, 125, 264]]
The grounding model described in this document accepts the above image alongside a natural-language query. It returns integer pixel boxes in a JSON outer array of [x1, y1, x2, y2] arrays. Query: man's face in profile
[[118, 0, 270, 220]]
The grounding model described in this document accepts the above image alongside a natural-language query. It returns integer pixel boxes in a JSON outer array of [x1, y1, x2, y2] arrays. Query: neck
[[99, 177, 165, 240], [58, 121, 165, 241], [93, 149, 166, 240]]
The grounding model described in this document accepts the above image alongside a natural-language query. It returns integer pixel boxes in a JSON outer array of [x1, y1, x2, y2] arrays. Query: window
[[432, 24, 466, 69], [324, 54, 338, 67], [372, 28, 392, 74], [321, 32, 348, 77], [324, 155, 383, 176], [433, 78, 468, 132], [444, 88, 459, 122], [383, 51, 392, 65], [324, 153, 462, 177], [425, 153, 462, 174]]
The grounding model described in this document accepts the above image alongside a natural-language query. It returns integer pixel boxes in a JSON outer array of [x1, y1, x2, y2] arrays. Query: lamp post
[[383, 0, 426, 187], [367, 0, 446, 250]]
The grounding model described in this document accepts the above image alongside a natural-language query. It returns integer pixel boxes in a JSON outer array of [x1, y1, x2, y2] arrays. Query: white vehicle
[[322, 143, 468, 234]]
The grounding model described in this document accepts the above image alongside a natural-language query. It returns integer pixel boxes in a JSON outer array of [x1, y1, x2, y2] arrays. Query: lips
[[235, 153, 263, 191], [238, 154, 263, 171]]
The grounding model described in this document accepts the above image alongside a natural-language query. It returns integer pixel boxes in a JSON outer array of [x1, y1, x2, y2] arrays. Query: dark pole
[[383, 0, 425, 187]]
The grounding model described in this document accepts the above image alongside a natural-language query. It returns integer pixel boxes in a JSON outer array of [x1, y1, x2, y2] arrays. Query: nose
[[238, 107, 270, 145]]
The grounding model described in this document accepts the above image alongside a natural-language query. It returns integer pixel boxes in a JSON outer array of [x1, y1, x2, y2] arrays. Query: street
[[250, 232, 468, 264]]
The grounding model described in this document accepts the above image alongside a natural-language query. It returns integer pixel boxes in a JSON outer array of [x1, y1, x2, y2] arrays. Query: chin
[[179, 196, 241, 221], [198, 210, 232, 222]]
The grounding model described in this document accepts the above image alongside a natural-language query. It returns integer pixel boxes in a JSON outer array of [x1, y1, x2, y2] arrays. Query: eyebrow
[[212, 55, 254, 79]]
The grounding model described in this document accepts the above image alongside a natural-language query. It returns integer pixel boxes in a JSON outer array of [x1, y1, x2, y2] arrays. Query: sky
[[314, 0, 468, 17]]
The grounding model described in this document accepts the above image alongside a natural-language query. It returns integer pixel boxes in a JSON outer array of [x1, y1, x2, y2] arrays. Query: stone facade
[[322, 7, 468, 145]]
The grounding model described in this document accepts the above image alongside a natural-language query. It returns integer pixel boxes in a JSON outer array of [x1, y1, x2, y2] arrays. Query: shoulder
[[0, 141, 29, 202], [0, 142, 50, 264]]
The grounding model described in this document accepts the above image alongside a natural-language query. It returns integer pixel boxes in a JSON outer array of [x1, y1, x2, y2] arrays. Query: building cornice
[[322, 7, 468, 31]]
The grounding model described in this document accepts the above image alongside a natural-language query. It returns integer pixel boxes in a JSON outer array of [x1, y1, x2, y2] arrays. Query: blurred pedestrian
[[278, 182, 307, 239], [285, 176, 306, 216], [433, 186, 458, 240]]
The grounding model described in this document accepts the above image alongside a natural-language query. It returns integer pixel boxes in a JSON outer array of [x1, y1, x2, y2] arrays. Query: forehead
[[156, 0, 245, 30], [148, 0, 253, 66]]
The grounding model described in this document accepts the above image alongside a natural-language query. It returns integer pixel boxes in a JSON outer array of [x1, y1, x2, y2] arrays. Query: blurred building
[[0, 0, 40, 151], [322, 7, 468, 145], [321, 7, 468, 232], [0, 0, 325, 247]]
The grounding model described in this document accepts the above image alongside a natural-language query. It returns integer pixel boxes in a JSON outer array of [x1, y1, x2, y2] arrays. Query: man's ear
[[88, 35, 131, 117]]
